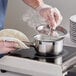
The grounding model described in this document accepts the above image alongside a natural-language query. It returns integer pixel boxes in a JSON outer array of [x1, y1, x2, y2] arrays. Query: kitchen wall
[[6, 0, 76, 41]]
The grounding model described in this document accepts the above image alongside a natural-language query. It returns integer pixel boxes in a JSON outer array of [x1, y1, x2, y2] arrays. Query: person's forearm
[[22, 0, 44, 9]]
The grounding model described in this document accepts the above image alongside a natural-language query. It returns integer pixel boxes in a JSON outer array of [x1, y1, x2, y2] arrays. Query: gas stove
[[0, 46, 76, 76]]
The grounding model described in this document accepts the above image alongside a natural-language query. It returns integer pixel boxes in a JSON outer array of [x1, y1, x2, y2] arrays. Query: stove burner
[[8, 46, 76, 72], [8, 46, 76, 65]]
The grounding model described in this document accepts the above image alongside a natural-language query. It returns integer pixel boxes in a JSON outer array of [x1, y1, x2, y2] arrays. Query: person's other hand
[[0, 41, 18, 54], [36, 4, 63, 29]]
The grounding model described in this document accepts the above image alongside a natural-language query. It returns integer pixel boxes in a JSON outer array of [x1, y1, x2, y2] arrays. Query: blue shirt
[[0, 0, 8, 30], [0, 0, 8, 58]]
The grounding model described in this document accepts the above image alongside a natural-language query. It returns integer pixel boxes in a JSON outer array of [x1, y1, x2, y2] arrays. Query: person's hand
[[36, 4, 63, 30], [0, 41, 18, 54]]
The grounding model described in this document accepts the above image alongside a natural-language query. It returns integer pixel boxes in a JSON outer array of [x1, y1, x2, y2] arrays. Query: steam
[[22, 10, 47, 29]]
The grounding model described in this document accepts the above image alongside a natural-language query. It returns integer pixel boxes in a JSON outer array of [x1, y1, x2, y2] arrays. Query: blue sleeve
[[2, 0, 8, 13], [0, 0, 8, 30], [0, 54, 5, 58], [0, 0, 8, 58]]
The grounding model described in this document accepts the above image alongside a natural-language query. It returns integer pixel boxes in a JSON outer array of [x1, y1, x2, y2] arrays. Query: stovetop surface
[[8, 46, 76, 64]]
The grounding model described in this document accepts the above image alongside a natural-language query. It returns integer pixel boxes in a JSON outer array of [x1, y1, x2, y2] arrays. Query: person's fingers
[[46, 8, 57, 29], [54, 12, 59, 24], [2, 41, 19, 48], [5, 47, 16, 52], [53, 8, 63, 25], [39, 8, 50, 21], [0, 41, 17, 54], [39, 8, 62, 29], [0, 47, 16, 54], [39, 8, 55, 28]]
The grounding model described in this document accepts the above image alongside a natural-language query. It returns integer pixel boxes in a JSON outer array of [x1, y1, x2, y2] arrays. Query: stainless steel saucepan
[[24, 26, 67, 55], [34, 25, 67, 55]]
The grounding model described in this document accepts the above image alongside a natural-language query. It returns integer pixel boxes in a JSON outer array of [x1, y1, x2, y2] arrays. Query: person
[[0, 0, 62, 57]]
